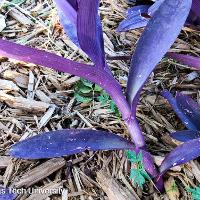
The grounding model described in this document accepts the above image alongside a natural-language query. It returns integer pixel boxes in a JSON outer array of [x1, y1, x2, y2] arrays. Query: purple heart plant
[[0, 0, 193, 192]]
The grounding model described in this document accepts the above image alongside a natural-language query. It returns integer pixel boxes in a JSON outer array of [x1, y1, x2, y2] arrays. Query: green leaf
[[79, 85, 92, 94], [130, 169, 146, 188], [126, 150, 151, 188], [80, 78, 93, 88], [94, 84, 103, 92], [137, 152, 143, 162], [188, 186, 200, 200], [98, 93, 110, 105], [140, 170, 151, 181], [75, 93, 92, 103], [126, 150, 137, 163]]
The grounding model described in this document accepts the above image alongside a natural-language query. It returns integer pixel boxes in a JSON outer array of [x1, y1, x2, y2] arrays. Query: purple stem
[[125, 116, 146, 148]]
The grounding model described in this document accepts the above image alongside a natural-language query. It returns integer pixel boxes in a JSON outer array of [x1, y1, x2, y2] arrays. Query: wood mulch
[[0, 0, 200, 199]]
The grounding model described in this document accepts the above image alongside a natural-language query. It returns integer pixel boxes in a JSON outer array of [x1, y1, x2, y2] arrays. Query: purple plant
[[0, 0, 192, 192], [159, 90, 200, 176]]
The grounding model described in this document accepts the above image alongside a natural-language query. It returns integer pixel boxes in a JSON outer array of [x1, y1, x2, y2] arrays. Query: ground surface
[[0, 0, 200, 199]]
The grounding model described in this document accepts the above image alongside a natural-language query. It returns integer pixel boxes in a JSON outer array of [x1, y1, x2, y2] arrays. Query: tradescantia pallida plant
[[0, 0, 193, 194]]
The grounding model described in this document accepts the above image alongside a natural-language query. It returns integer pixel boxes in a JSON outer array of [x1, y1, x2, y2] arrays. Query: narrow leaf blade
[[171, 130, 200, 142], [9, 129, 134, 159], [54, 0, 79, 46], [116, 0, 165, 32], [160, 138, 200, 174], [167, 53, 200, 70], [127, 0, 192, 112], [116, 5, 150, 32], [161, 90, 198, 130], [77, 0, 106, 69], [0, 39, 118, 92], [176, 92, 200, 130]]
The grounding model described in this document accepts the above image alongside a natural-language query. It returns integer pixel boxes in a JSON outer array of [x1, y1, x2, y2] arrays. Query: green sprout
[[188, 185, 200, 200], [126, 150, 151, 188], [74, 78, 120, 116]]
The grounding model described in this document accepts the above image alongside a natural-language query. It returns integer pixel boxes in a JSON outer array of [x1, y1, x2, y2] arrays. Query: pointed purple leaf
[[171, 130, 200, 142], [116, 5, 150, 32], [116, 0, 164, 32], [54, 0, 79, 46], [167, 53, 200, 70], [161, 90, 198, 130], [176, 92, 200, 130], [127, 0, 192, 114], [0, 185, 16, 200], [0, 38, 119, 92], [77, 0, 106, 69], [160, 138, 200, 174], [9, 129, 134, 159]]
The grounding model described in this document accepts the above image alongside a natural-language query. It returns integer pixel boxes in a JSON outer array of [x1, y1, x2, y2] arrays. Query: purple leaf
[[127, 0, 192, 113], [191, 0, 200, 19], [171, 130, 200, 142], [0, 185, 16, 200], [54, 0, 79, 46], [77, 0, 106, 69], [167, 53, 200, 70], [116, 0, 164, 32], [0, 38, 118, 92], [160, 138, 200, 174], [161, 90, 198, 130], [116, 5, 150, 32], [9, 129, 134, 159], [176, 92, 200, 130]]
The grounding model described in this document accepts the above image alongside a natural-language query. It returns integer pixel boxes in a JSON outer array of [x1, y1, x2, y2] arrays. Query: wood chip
[[188, 161, 200, 183], [0, 91, 49, 112], [96, 170, 137, 200], [13, 158, 66, 188], [2, 70, 28, 88], [38, 105, 56, 129], [27, 71, 35, 99], [164, 177, 180, 200], [35, 90, 51, 103], [8, 8, 33, 25], [0, 79, 19, 91], [0, 156, 11, 169], [0, 14, 6, 32]]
